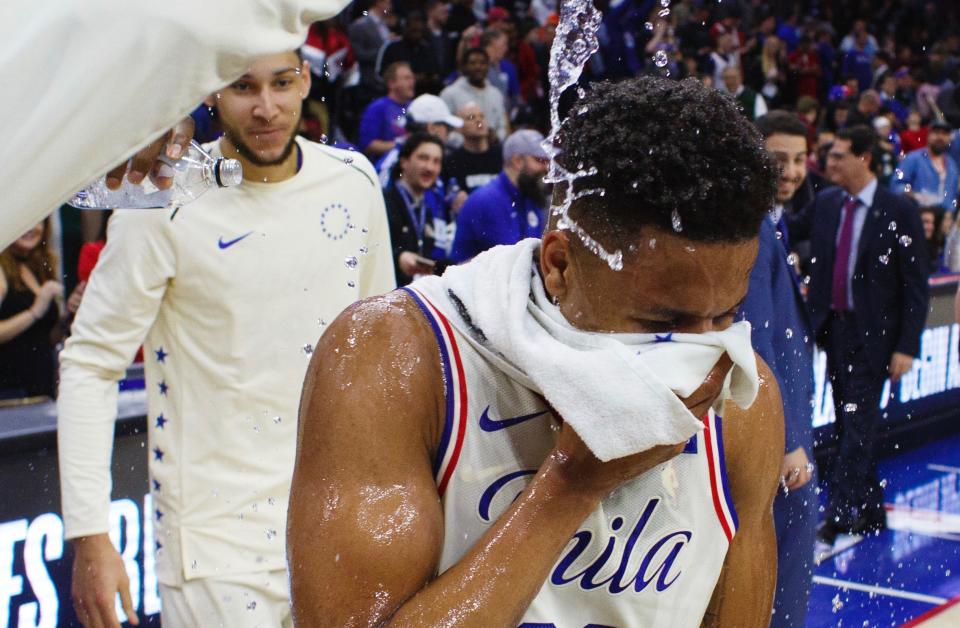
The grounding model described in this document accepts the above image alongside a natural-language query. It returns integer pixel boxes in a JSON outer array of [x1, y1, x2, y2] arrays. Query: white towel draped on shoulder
[[409, 238, 759, 462]]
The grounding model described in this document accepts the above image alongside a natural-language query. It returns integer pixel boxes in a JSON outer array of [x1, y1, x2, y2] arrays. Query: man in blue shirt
[[358, 61, 416, 159], [892, 119, 959, 213], [450, 129, 549, 262]]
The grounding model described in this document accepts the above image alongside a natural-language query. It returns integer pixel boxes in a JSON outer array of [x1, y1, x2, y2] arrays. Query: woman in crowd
[[0, 219, 65, 399]]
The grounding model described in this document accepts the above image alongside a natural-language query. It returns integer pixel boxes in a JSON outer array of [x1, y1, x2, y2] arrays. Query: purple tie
[[832, 196, 859, 311]]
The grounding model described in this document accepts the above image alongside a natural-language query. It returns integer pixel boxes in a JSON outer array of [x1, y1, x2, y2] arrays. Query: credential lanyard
[[397, 182, 428, 243]]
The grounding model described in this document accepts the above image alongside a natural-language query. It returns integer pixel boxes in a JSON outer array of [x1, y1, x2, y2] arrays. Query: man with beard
[[450, 129, 548, 262], [57, 51, 395, 627], [892, 119, 959, 213]]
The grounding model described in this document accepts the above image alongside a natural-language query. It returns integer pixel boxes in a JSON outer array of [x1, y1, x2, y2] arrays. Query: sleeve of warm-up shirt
[[57, 209, 177, 539], [0, 0, 352, 249], [356, 160, 399, 297]]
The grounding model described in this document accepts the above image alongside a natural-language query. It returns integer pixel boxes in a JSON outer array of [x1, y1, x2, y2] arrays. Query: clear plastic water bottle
[[69, 141, 242, 209]]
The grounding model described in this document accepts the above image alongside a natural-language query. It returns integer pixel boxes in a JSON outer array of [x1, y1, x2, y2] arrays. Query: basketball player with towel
[[288, 77, 784, 626]]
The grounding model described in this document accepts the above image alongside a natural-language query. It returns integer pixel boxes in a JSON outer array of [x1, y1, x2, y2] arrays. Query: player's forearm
[[386, 453, 602, 627], [57, 360, 121, 538]]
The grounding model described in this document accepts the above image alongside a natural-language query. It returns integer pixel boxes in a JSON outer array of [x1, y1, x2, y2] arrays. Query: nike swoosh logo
[[479, 406, 549, 432], [218, 231, 254, 249]]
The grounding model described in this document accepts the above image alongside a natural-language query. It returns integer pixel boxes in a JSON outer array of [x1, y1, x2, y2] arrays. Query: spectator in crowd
[[920, 205, 947, 272], [873, 116, 901, 185], [379, 11, 444, 96], [840, 19, 879, 56], [892, 119, 959, 212], [878, 72, 909, 125], [722, 65, 768, 120], [441, 47, 509, 141], [760, 35, 788, 104], [788, 125, 929, 546], [58, 51, 395, 628], [358, 61, 416, 159], [845, 89, 882, 128], [740, 111, 817, 628], [376, 94, 464, 186], [840, 28, 877, 91], [444, 102, 503, 200], [900, 110, 929, 155], [0, 218, 63, 399], [482, 27, 520, 107], [710, 33, 741, 89], [348, 0, 396, 99], [787, 36, 822, 100], [451, 129, 548, 262], [425, 0, 455, 79], [384, 133, 452, 286]]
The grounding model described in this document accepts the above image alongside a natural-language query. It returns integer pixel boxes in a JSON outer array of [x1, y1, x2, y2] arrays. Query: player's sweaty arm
[[701, 357, 784, 628], [288, 292, 734, 627]]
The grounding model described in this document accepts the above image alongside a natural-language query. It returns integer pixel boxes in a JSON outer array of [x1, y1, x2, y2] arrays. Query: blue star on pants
[[158, 380, 169, 396], [155, 414, 167, 429], [155, 347, 168, 363], [153, 447, 164, 461]]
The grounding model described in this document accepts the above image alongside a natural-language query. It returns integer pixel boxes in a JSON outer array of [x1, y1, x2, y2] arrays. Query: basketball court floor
[[806, 432, 960, 626]]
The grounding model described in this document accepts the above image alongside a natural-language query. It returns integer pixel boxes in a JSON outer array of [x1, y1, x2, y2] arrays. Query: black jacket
[[788, 183, 930, 375], [383, 183, 450, 287]]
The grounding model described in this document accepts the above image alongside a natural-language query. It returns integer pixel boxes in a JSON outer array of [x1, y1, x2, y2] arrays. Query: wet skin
[[287, 226, 783, 626]]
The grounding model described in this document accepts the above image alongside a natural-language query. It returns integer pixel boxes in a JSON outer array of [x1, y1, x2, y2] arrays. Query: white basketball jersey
[[404, 286, 740, 628]]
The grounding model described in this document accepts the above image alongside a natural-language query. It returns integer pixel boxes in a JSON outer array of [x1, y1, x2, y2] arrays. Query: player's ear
[[540, 229, 571, 302]]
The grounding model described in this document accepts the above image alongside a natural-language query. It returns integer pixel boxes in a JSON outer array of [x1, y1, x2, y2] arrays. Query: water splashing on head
[[543, 0, 624, 271]]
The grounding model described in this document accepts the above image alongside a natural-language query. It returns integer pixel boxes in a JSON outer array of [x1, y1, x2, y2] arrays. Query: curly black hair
[[555, 76, 777, 244]]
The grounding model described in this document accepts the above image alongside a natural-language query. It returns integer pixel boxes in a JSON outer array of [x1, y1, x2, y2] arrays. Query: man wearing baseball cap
[[450, 129, 549, 262], [376, 94, 463, 186]]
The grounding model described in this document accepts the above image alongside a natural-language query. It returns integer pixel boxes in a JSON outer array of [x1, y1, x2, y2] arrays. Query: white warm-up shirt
[[57, 137, 395, 584], [0, 0, 352, 248]]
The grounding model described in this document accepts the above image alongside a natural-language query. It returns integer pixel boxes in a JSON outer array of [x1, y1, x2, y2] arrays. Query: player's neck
[[221, 137, 300, 184]]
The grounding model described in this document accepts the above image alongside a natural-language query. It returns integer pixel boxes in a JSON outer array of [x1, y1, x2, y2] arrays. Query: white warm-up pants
[[159, 569, 292, 627]]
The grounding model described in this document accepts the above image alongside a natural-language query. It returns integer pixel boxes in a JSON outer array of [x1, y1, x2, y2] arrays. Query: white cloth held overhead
[[410, 238, 760, 462], [0, 0, 352, 248]]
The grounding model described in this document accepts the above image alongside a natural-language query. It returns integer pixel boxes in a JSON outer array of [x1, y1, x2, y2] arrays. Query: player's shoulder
[[319, 289, 439, 362], [725, 354, 783, 444], [299, 138, 381, 190]]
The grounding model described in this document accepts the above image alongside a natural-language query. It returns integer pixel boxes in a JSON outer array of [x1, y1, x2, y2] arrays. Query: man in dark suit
[[740, 111, 818, 627], [789, 125, 929, 544]]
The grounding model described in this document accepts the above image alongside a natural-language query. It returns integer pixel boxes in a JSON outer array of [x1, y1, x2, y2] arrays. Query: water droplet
[[899, 235, 913, 246], [671, 209, 682, 232], [344, 256, 359, 269], [658, 8, 670, 18], [266, 529, 277, 540], [811, 256, 817, 264], [653, 50, 669, 67], [253, 425, 261, 433], [844, 403, 858, 413], [879, 478, 888, 488], [303, 344, 314, 355], [247, 601, 258, 611], [832, 594, 844, 612], [361, 227, 369, 234], [347, 280, 356, 288], [888, 221, 897, 231], [359, 246, 369, 255], [785, 328, 793, 339], [318, 318, 326, 326], [344, 156, 354, 165], [879, 254, 890, 265], [775, 230, 783, 240], [320, 134, 328, 144], [648, 238, 657, 249], [273, 416, 282, 424], [644, 21, 654, 31], [895, 169, 904, 180], [268, 497, 277, 505]]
